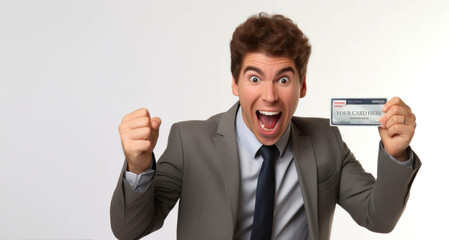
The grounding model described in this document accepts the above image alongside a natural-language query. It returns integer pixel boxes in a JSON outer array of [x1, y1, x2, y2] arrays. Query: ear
[[232, 78, 239, 96], [300, 76, 307, 98]]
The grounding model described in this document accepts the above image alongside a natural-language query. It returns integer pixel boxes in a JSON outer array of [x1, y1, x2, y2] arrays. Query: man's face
[[232, 52, 307, 145]]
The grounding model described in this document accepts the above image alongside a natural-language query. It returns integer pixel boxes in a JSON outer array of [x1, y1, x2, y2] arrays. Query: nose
[[261, 82, 278, 103]]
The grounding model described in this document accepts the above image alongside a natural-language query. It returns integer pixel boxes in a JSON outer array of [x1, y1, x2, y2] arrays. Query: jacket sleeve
[[335, 127, 421, 233], [110, 123, 184, 240]]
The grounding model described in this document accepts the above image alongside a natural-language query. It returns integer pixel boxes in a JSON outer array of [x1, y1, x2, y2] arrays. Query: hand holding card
[[378, 97, 417, 162]]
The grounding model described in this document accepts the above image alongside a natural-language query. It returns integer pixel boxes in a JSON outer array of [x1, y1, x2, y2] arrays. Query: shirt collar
[[236, 106, 291, 158]]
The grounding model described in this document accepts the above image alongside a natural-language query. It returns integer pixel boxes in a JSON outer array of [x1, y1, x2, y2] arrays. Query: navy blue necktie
[[251, 145, 279, 240]]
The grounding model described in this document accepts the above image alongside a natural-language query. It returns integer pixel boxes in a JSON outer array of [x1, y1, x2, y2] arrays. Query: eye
[[279, 77, 289, 84], [249, 76, 260, 83]]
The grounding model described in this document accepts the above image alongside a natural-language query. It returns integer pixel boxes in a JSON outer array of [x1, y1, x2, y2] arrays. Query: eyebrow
[[243, 66, 296, 77], [277, 67, 296, 76]]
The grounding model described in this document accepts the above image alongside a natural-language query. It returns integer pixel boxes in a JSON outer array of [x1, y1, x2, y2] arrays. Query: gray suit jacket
[[110, 102, 421, 240]]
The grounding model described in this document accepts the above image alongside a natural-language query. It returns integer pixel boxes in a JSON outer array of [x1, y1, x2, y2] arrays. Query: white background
[[1, 0, 448, 239]]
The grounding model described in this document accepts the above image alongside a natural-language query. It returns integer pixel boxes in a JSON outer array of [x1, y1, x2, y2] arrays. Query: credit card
[[330, 98, 387, 126]]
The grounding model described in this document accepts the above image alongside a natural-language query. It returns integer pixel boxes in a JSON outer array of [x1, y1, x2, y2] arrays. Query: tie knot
[[259, 145, 279, 163]]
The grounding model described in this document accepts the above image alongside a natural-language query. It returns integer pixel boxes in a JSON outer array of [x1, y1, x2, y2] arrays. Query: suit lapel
[[212, 102, 241, 231], [291, 124, 319, 240]]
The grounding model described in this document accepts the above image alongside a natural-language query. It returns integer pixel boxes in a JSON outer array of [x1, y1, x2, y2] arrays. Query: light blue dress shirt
[[233, 107, 308, 240]]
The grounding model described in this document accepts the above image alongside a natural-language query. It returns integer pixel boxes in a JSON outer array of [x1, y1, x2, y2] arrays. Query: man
[[110, 13, 420, 240]]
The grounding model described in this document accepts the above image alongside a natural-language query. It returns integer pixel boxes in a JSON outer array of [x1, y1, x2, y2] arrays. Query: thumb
[[151, 117, 162, 131]]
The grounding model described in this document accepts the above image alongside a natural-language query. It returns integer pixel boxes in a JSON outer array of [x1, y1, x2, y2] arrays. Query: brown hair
[[230, 13, 311, 83]]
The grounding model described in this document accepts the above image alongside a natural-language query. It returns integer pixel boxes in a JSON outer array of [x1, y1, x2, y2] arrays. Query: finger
[[123, 127, 151, 141], [151, 117, 162, 131], [149, 117, 161, 144], [122, 108, 150, 122], [378, 115, 387, 128], [387, 115, 418, 129], [385, 115, 407, 129], [119, 117, 151, 133], [386, 124, 414, 139], [383, 105, 410, 122], [379, 106, 408, 128], [382, 97, 410, 112]]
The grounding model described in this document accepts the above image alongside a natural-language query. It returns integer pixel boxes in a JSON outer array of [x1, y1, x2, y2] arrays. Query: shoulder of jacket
[[171, 111, 226, 135]]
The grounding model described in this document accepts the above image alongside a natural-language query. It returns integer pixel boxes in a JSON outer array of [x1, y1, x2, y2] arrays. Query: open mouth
[[256, 110, 282, 131]]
